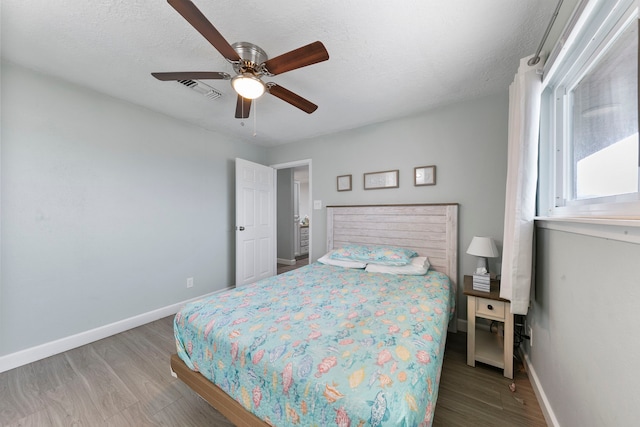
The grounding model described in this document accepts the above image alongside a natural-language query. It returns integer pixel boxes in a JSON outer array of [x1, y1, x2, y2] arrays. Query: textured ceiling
[[1, 1, 557, 147]]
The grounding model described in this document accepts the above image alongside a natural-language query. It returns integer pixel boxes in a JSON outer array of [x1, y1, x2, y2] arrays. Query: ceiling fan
[[152, 0, 329, 119]]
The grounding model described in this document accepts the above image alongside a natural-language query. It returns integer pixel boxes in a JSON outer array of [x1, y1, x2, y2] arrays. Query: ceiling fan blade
[[235, 95, 252, 119], [262, 41, 329, 76], [151, 71, 230, 81], [267, 84, 318, 114], [167, 0, 241, 62]]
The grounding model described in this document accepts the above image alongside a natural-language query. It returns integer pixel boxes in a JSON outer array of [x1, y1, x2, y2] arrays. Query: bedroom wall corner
[[0, 60, 267, 358], [525, 226, 640, 426], [265, 91, 509, 322]]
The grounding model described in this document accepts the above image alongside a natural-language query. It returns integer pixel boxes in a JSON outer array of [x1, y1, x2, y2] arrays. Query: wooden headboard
[[326, 204, 458, 284]]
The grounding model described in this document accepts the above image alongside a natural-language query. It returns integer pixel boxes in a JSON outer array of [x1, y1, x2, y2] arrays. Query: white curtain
[[500, 55, 544, 315]]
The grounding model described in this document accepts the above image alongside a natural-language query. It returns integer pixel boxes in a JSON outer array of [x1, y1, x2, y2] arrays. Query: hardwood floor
[[276, 256, 309, 275], [0, 317, 547, 426], [433, 333, 547, 426]]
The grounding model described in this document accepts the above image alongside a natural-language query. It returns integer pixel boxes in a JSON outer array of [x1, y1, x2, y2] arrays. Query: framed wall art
[[337, 174, 352, 191], [414, 165, 436, 186], [364, 170, 399, 190]]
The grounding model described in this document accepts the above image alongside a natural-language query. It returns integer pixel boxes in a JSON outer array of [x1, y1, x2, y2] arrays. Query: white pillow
[[365, 256, 430, 275], [318, 251, 367, 269]]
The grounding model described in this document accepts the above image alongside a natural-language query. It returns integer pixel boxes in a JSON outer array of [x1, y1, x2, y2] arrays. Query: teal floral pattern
[[175, 263, 454, 426], [329, 245, 418, 266]]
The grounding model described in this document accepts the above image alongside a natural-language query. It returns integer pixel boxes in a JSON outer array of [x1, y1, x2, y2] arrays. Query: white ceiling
[[1, 1, 557, 147]]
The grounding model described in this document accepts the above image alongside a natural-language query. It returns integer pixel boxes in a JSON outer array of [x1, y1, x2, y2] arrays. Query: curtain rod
[[528, 0, 565, 66]]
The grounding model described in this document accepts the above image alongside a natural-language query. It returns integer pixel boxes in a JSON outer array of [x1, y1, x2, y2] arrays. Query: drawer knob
[[487, 304, 494, 310]]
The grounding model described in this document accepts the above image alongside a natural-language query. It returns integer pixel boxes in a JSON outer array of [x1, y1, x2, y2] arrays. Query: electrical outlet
[[187, 277, 194, 288], [527, 325, 533, 347]]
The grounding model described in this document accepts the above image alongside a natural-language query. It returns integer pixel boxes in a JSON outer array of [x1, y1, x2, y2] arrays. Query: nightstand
[[464, 275, 513, 379]]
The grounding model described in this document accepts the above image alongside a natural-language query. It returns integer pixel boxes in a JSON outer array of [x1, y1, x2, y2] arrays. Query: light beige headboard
[[326, 204, 458, 284]]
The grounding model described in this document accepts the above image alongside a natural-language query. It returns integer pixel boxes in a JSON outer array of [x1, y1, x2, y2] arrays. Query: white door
[[235, 158, 276, 287]]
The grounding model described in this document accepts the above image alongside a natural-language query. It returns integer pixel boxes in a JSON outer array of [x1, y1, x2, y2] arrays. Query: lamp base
[[475, 257, 489, 275]]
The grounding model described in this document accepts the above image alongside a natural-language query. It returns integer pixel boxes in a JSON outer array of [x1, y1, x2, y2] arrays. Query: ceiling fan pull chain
[[240, 99, 245, 127], [253, 100, 258, 137]]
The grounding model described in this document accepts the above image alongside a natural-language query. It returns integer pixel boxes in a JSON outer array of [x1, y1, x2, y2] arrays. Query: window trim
[[535, 216, 640, 244], [539, 0, 640, 219]]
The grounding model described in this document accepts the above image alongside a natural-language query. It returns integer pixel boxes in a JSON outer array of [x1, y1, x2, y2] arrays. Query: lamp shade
[[466, 236, 499, 258]]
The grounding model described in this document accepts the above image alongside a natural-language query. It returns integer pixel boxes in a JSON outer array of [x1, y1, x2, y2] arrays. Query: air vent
[[176, 79, 223, 100]]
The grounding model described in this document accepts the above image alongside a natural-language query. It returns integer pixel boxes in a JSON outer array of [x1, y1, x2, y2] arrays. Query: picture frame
[[414, 165, 436, 186], [364, 169, 399, 190], [337, 174, 352, 192]]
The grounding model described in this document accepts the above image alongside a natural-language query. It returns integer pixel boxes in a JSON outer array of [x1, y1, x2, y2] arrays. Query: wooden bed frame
[[170, 203, 458, 426]]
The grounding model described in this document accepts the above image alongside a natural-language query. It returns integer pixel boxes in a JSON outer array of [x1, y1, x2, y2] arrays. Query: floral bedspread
[[174, 263, 454, 427]]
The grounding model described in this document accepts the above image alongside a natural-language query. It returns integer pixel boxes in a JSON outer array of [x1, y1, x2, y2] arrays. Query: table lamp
[[466, 236, 499, 274]]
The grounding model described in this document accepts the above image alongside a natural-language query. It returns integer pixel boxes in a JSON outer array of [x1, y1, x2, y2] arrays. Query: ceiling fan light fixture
[[231, 73, 265, 99]]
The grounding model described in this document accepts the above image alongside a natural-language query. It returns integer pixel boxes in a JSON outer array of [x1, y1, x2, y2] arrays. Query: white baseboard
[[521, 350, 560, 427], [277, 258, 296, 266], [0, 288, 231, 373]]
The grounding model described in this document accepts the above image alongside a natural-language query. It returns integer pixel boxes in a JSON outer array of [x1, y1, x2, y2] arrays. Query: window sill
[[535, 217, 640, 244]]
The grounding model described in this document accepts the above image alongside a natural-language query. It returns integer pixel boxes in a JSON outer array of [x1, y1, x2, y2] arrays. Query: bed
[[171, 204, 458, 426]]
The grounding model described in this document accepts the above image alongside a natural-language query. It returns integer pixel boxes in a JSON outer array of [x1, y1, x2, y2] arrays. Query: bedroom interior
[[2, 0, 639, 426]]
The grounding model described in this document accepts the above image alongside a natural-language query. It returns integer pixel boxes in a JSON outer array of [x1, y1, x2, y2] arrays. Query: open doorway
[[271, 159, 312, 275]]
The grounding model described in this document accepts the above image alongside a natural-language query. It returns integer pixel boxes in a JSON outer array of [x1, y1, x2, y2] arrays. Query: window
[[540, 0, 639, 218]]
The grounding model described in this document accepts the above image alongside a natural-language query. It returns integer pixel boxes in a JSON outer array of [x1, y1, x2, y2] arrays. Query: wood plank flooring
[[276, 256, 309, 275], [0, 317, 547, 426], [434, 333, 547, 426]]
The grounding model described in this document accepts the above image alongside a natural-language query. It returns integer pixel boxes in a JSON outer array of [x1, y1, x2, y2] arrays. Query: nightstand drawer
[[476, 298, 505, 319]]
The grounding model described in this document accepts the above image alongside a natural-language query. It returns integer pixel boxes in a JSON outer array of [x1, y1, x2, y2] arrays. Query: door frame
[[271, 159, 313, 263]]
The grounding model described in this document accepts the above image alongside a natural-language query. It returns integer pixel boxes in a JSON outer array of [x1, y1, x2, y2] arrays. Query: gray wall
[[267, 92, 510, 319], [276, 168, 295, 260], [0, 63, 509, 355], [529, 227, 640, 426], [298, 180, 310, 221], [0, 61, 266, 355], [524, 2, 640, 423]]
